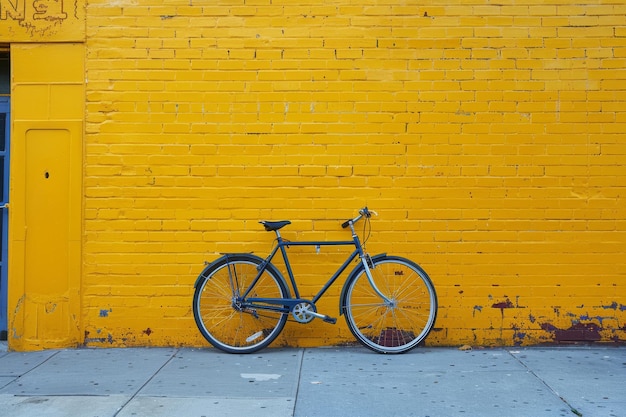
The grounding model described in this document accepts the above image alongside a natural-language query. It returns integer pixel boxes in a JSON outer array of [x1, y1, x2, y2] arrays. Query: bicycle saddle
[[259, 220, 291, 231]]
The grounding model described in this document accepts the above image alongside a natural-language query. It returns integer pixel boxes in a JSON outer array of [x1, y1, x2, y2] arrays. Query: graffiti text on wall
[[0, 0, 84, 42], [1, 0, 67, 21]]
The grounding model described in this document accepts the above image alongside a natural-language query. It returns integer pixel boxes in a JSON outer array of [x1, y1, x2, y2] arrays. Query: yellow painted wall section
[[8, 43, 84, 350], [82, 1, 625, 348]]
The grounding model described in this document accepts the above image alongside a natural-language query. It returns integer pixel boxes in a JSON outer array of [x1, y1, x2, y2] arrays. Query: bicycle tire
[[342, 255, 437, 354], [193, 254, 290, 354]]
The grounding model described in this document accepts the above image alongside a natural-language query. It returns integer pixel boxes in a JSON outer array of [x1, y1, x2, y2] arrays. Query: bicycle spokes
[[193, 255, 289, 354], [343, 256, 437, 353]]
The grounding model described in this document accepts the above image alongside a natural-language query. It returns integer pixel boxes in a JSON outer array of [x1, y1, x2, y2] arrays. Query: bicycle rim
[[344, 257, 437, 353], [193, 258, 288, 353]]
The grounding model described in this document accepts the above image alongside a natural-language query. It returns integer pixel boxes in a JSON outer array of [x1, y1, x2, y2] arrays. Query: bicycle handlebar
[[341, 207, 377, 229]]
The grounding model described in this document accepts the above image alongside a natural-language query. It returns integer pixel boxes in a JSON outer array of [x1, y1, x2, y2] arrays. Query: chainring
[[291, 302, 317, 323]]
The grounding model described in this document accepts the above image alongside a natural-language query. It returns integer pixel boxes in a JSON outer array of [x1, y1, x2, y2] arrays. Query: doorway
[[8, 43, 84, 349]]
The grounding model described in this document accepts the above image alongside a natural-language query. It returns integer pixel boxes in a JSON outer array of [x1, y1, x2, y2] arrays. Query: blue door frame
[[0, 96, 9, 340]]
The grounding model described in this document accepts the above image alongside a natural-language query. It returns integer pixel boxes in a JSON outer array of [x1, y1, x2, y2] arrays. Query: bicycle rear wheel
[[342, 255, 437, 354], [193, 254, 290, 354]]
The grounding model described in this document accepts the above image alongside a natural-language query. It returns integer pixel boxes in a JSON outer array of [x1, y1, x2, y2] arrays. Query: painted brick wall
[[84, 1, 626, 348]]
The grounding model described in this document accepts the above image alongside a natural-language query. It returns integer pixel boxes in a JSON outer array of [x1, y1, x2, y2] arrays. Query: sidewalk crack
[[507, 349, 583, 416], [0, 349, 60, 389], [291, 348, 305, 417], [112, 348, 179, 417]]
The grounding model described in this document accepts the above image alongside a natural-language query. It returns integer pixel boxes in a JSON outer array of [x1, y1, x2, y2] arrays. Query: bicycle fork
[[347, 219, 393, 306], [361, 254, 394, 306]]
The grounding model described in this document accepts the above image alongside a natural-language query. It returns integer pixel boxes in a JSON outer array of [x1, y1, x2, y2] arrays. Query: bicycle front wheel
[[193, 254, 290, 354], [342, 256, 438, 354]]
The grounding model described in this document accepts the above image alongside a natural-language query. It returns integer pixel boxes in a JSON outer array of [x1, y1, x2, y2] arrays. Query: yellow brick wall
[[83, 0, 626, 348]]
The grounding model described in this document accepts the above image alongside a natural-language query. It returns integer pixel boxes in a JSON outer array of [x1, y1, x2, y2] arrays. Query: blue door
[[0, 49, 8, 340], [0, 96, 8, 341]]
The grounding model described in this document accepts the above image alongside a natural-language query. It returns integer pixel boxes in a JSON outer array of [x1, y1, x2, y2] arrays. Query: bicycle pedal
[[323, 316, 337, 324]]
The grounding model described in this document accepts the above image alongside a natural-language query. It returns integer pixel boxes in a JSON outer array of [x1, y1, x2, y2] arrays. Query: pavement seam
[[112, 348, 180, 417], [506, 349, 583, 417], [2, 349, 60, 380], [291, 348, 306, 417]]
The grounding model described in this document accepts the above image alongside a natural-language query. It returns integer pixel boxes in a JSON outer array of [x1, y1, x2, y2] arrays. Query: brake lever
[[360, 207, 378, 218]]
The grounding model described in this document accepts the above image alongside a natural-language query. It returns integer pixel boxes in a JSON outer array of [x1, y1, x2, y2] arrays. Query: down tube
[[311, 249, 360, 303]]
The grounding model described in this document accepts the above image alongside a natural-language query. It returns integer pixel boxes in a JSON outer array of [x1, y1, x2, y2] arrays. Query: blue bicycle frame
[[239, 221, 391, 318]]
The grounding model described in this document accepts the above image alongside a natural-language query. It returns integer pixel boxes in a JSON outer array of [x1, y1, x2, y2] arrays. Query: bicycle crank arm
[[305, 310, 337, 324]]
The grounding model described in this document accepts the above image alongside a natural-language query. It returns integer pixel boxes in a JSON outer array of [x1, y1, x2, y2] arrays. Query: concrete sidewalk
[[0, 341, 624, 417]]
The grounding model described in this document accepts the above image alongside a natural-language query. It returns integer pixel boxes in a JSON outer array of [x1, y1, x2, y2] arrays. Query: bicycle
[[192, 207, 438, 354]]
